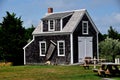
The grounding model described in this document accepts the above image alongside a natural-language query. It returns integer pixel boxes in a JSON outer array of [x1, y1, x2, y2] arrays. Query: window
[[55, 19, 61, 31], [39, 41, 46, 56], [82, 21, 88, 34], [43, 19, 62, 32], [49, 20, 55, 31], [43, 20, 48, 31], [57, 41, 65, 56]]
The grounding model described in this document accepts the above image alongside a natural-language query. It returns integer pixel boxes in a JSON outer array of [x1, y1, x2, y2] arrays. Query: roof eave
[[32, 32, 72, 36]]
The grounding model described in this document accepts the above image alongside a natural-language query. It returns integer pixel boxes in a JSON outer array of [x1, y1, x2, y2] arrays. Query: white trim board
[[23, 36, 35, 65]]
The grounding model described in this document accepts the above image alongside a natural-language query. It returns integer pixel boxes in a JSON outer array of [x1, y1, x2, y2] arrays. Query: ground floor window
[[39, 41, 46, 56], [57, 40, 65, 56]]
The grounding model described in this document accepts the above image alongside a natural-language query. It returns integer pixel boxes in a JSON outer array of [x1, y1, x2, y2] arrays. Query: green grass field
[[0, 65, 119, 80]]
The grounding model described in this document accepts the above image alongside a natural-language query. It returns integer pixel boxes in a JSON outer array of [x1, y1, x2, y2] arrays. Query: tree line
[[0, 12, 35, 65], [99, 26, 120, 62]]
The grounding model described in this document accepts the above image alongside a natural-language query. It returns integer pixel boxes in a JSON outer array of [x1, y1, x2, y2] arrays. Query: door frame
[[78, 37, 93, 62]]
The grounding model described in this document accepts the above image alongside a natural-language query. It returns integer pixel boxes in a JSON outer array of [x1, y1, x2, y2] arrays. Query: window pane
[[58, 41, 65, 56], [59, 49, 63, 55], [59, 42, 63, 48], [43, 20, 48, 31], [83, 21, 88, 34], [40, 42, 46, 56], [50, 20, 54, 30], [55, 19, 60, 31]]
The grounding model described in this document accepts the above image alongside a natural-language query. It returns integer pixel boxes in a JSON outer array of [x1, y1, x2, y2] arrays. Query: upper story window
[[39, 41, 46, 56], [55, 19, 61, 31], [57, 40, 65, 56], [43, 19, 62, 32], [82, 21, 88, 34], [49, 20, 55, 31], [43, 20, 48, 31]]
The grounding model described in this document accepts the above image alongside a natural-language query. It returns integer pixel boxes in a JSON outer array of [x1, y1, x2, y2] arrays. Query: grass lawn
[[0, 65, 119, 80]]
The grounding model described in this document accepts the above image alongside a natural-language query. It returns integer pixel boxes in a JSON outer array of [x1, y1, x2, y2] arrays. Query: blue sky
[[0, 0, 120, 34]]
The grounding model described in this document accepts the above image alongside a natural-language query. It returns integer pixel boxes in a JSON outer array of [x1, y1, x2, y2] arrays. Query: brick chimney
[[48, 7, 53, 13]]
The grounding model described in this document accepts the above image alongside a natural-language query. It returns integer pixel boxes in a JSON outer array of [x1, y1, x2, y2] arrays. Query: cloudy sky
[[0, 0, 120, 34]]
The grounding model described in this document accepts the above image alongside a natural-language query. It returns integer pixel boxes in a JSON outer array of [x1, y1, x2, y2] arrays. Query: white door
[[78, 37, 93, 62]]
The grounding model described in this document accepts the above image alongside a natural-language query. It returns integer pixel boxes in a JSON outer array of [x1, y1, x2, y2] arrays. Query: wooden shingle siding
[[63, 15, 72, 28], [73, 14, 97, 63], [25, 35, 71, 64]]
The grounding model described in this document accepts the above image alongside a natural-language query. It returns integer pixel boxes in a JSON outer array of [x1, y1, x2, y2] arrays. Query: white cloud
[[95, 13, 120, 33], [23, 20, 38, 28], [114, 13, 120, 22], [102, 13, 120, 25]]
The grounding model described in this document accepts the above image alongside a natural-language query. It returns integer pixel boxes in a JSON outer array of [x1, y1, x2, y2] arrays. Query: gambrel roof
[[33, 9, 99, 35]]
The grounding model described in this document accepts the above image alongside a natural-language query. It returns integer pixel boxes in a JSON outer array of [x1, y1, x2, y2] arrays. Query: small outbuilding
[[23, 8, 99, 65]]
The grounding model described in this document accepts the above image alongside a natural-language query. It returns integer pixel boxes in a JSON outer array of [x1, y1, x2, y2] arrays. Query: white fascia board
[[23, 36, 35, 65], [61, 12, 73, 19], [85, 11, 99, 33], [33, 32, 71, 36], [71, 11, 85, 33], [23, 36, 35, 49]]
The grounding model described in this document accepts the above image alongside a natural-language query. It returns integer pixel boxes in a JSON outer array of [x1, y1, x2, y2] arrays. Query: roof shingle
[[32, 9, 99, 35], [42, 12, 74, 20]]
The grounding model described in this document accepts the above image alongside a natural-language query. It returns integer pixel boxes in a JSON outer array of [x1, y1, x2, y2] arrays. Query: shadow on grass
[[94, 73, 120, 80]]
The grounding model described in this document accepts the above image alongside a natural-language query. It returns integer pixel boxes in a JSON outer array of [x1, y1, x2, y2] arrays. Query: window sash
[[82, 21, 88, 34], [49, 20, 55, 31], [43, 19, 62, 32], [57, 41, 65, 56], [55, 19, 61, 31], [39, 41, 46, 56]]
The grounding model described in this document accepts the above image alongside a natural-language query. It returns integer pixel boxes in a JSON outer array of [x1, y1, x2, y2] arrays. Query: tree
[[108, 26, 119, 40], [0, 11, 26, 65], [25, 25, 35, 42], [98, 33, 107, 42], [99, 37, 120, 62]]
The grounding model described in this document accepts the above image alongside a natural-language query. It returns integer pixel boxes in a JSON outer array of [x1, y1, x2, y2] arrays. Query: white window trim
[[41, 21, 43, 32], [48, 19, 55, 31], [57, 40, 65, 56], [39, 41, 46, 56], [60, 19, 63, 31], [82, 21, 88, 34]]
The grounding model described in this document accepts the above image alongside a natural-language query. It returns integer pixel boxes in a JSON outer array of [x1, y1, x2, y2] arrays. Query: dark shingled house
[[23, 8, 99, 65]]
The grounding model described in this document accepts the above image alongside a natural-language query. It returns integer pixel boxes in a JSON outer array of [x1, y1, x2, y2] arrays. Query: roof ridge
[[46, 9, 86, 15]]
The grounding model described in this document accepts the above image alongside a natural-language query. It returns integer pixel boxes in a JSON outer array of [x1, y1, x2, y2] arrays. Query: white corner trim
[[70, 34, 73, 64], [60, 19, 63, 31], [97, 32, 99, 59], [41, 20, 43, 32], [23, 36, 35, 65]]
